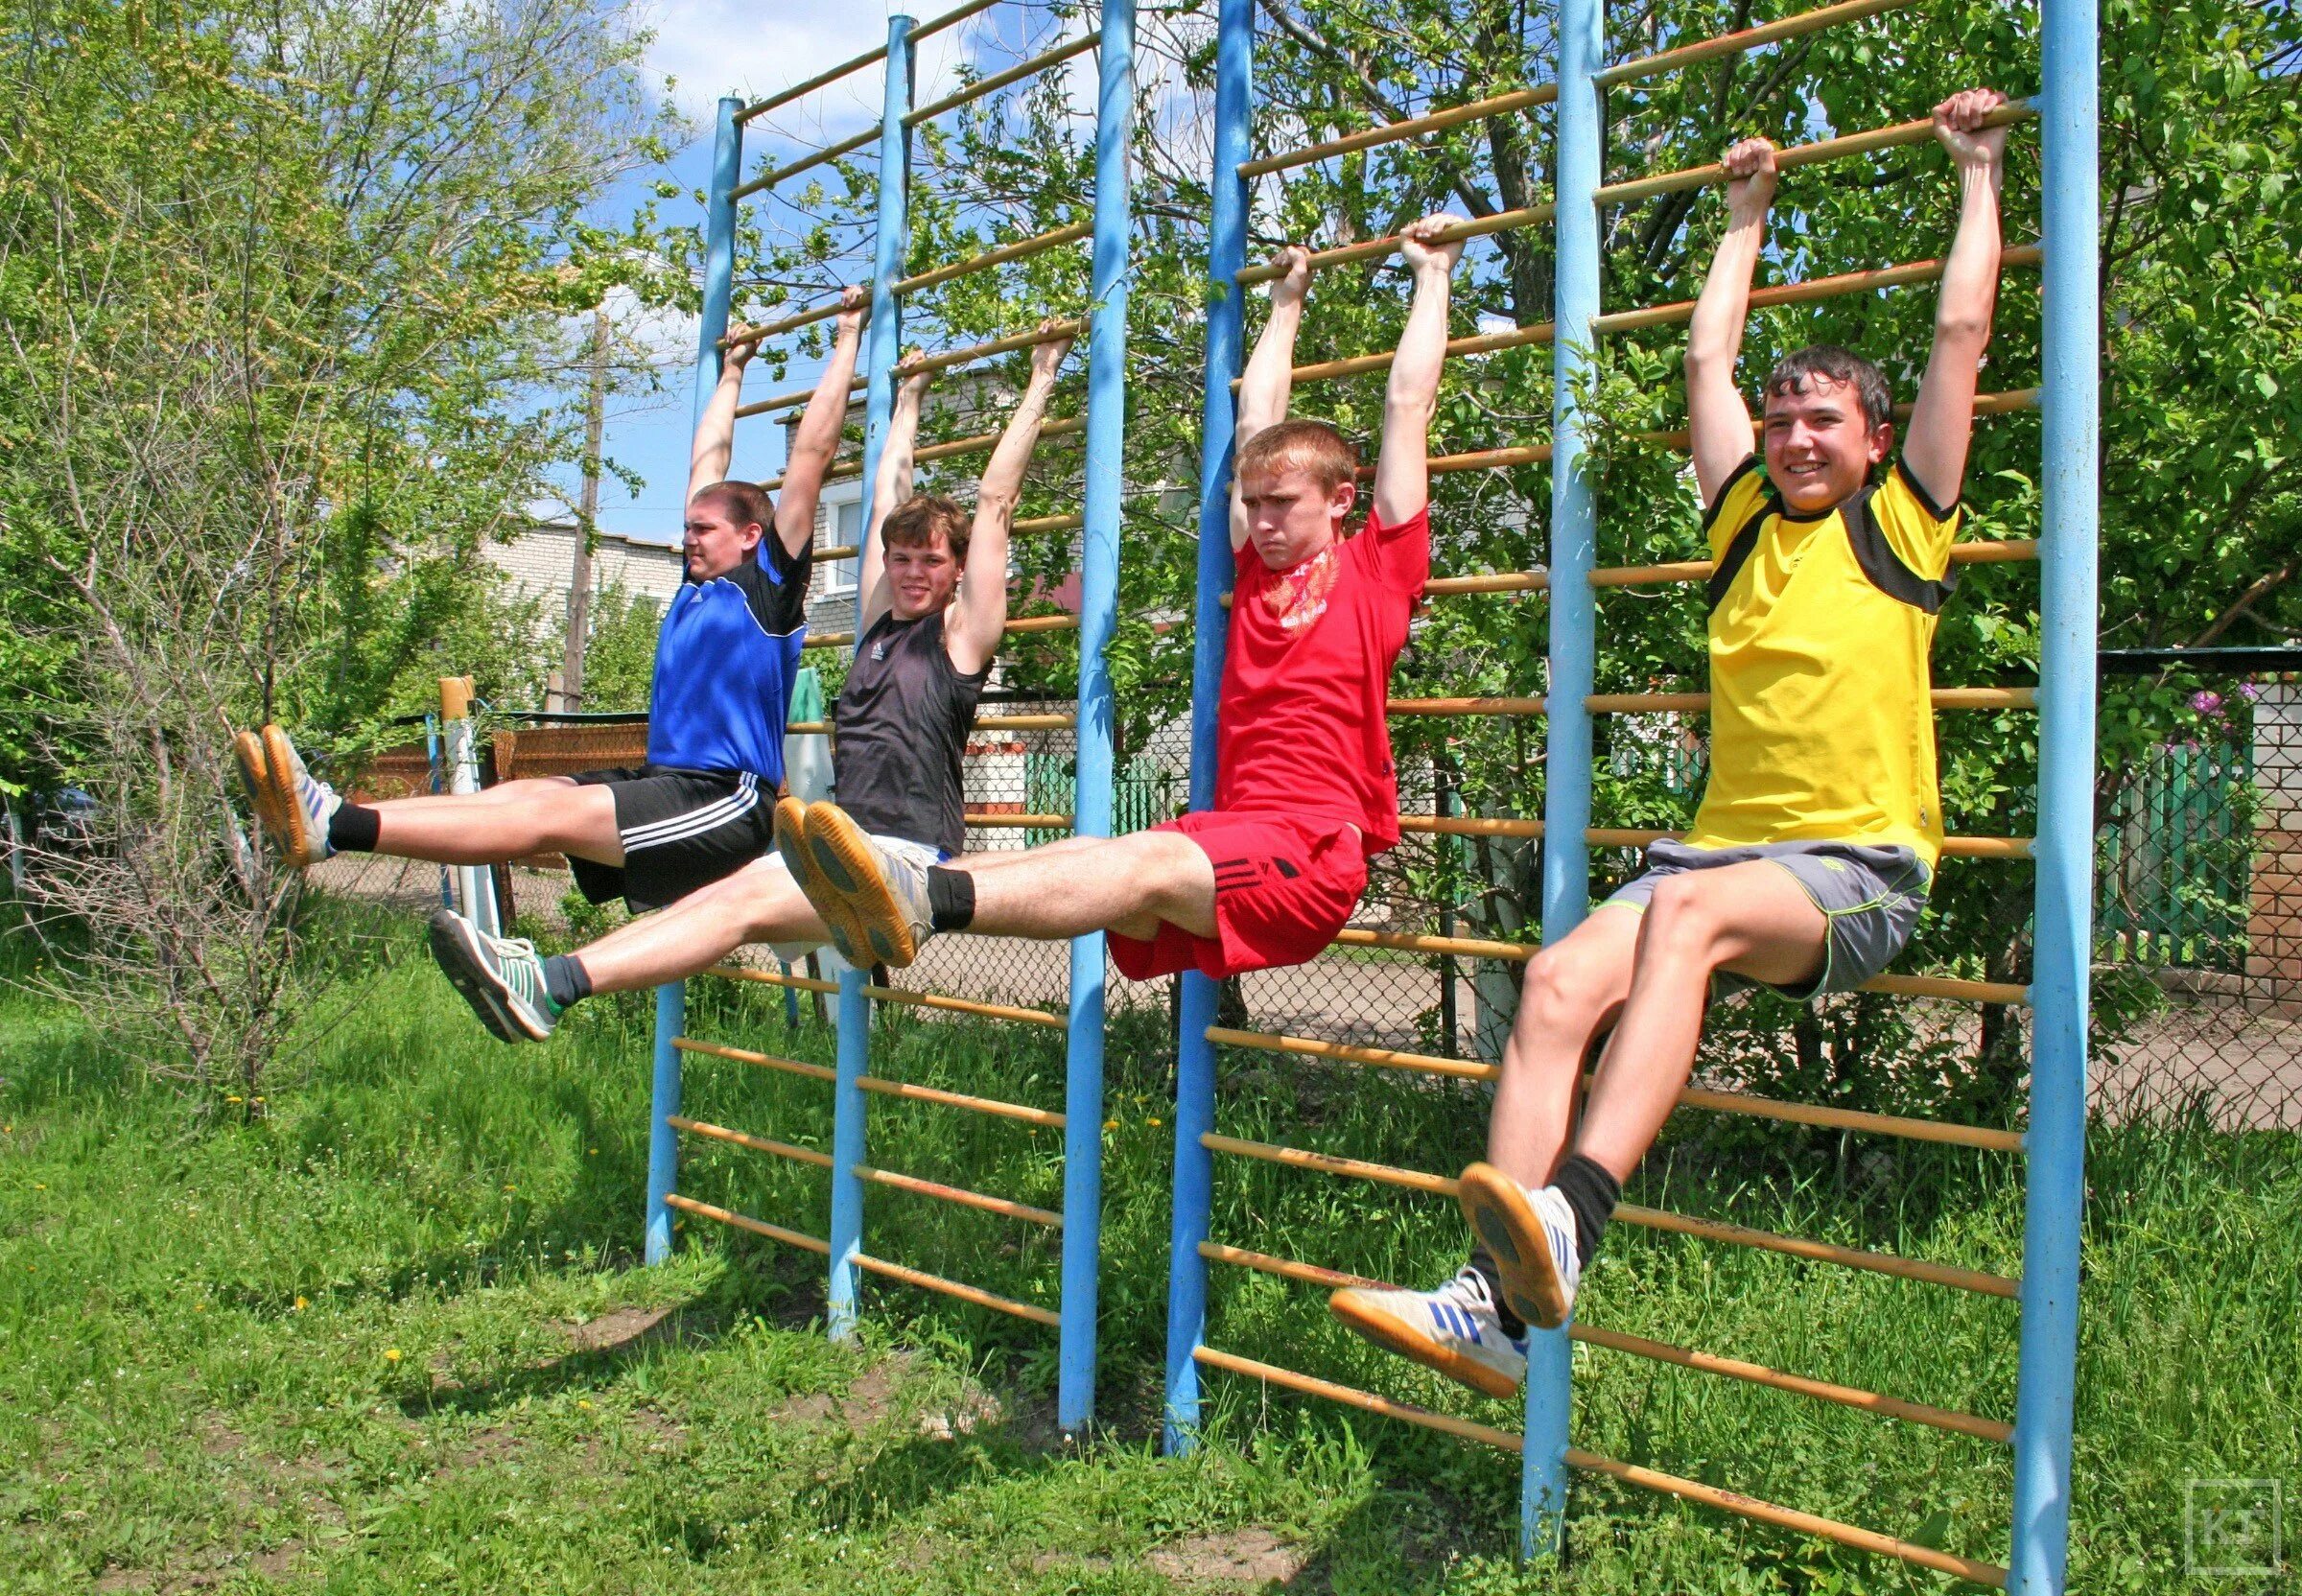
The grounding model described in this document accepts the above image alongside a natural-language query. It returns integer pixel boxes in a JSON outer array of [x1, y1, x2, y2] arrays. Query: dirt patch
[[1145, 1528, 1309, 1589], [94, 1540, 305, 1593], [566, 1304, 674, 1355]]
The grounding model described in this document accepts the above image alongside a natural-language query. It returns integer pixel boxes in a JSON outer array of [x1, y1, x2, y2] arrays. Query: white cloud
[[642, 0, 990, 129]]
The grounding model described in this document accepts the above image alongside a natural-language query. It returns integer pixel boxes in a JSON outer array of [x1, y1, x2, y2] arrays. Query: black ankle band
[[328, 804, 381, 853], [543, 954, 592, 1011], [1553, 1153, 1622, 1267], [1466, 1246, 1527, 1339], [926, 866, 975, 931]]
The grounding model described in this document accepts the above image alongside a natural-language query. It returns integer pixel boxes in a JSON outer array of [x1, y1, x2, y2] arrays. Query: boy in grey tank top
[[427, 329, 1072, 1041]]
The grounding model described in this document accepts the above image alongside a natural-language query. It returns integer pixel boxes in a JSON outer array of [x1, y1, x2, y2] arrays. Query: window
[[817, 495, 860, 595]]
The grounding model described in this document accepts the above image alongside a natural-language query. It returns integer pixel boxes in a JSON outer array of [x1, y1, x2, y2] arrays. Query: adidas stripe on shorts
[[566, 764, 775, 913]]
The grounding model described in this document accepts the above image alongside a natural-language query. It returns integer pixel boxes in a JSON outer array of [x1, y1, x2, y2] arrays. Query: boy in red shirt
[[778, 216, 1465, 977]]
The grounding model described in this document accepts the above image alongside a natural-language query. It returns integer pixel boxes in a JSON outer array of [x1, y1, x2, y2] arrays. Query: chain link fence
[[288, 673, 2302, 1133]]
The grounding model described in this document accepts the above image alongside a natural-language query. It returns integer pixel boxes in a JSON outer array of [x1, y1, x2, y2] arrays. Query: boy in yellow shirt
[[1334, 89, 2012, 1396]]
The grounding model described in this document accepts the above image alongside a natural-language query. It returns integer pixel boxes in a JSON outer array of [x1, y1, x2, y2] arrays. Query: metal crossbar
[[852, 1253, 1060, 1325], [665, 1192, 830, 1255], [905, 34, 1098, 127], [1392, 814, 2034, 861], [804, 613, 1079, 651], [669, 1114, 832, 1168], [1202, 1240, 2014, 1442], [1239, 84, 1558, 179], [1599, 101, 2034, 208], [671, 1036, 836, 1083], [853, 1162, 1063, 1226], [733, 0, 1003, 123], [1595, 0, 1922, 87], [1383, 687, 2035, 716]]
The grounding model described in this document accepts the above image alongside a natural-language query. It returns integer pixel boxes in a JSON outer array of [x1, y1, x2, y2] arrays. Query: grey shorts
[[1603, 838, 1932, 998]]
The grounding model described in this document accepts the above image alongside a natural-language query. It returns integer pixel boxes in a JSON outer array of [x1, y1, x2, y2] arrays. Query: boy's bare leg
[[952, 832, 1216, 943], [570, 856, 829, 996], [1570, 862, 1825, 1180], [1483, 906, 1642, 1190], [364, 778, 625, 866]]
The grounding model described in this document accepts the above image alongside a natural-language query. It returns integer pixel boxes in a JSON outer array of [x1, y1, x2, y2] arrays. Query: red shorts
[[1110, 810, 1370, 982]]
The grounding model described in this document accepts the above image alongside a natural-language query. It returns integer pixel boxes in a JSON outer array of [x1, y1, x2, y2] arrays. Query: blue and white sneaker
[[259, 725, 341, 868], [1457, 1162, 1583, 1331], [428, 909, 557, 1043], [1329, 1267, 1528, 1399]]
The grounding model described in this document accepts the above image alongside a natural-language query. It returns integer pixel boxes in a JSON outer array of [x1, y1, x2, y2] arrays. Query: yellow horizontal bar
[[1596, 0, 1921, 87], [665, 1192, 829, 1255], [853, 1162, 1062, 1226], [896, 221, 1092, 295], [1195, 1346, 1519, 1450], [1239, 83, 1558, 179], [671, 1036, 835, 1082], [669, 1114, 831, 1168], [852, 1252, 1059, 1326], [1598, 100, 2033, 209], [904, 34, 1097, 128], [857, 1071, 1066, 1127]]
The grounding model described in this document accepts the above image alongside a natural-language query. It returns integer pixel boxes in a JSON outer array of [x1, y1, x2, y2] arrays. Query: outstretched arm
[[768, 286, 869, 558], [857, 365, 930, 634], [1372, 213, 1466, 528], [1684, 139, 1776, 505], [950, 328, 1073, 674], [1230, 246, 1311, 551], [1903, 88, 2008, 510], [687, 338, 753, 502]]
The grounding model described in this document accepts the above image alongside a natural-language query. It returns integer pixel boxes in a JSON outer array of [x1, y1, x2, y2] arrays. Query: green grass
[[0, 908, 2295, 1593]]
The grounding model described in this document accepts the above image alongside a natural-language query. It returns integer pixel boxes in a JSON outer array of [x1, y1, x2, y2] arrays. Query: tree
[[0, 0, 676, 1092]]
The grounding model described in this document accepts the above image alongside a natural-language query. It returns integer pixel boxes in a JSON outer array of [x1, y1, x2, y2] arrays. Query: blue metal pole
[[1163, 0, 1253, 1458], [1059, 0, 1138, 1435], [690, 96, 743, 430], [1527, 0, 1603, 1558], [829, 14, 915, 1345], [2010, 0, 2097, 1587], [646, 93, 741, 1270], [645, 980, 686, 1264]]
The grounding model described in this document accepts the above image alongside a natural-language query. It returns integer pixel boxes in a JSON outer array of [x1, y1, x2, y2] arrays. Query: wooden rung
[[1868, 973, 2031, 1004], [1236, 203, 1558, 290], [893, 219, 1093, 296], [1389, 695, 1550, 716], [1424, 569, 1551, 596], [1238, 83, 1557, 180], [1203, 1132, 1460, 1196], [1596, 0, 1920, 87], [1570, 1323, 2013, 1443], [707, 963, 839, 995], [1331, 927, 1534, 961], [857, 1072, 1067, 1127], [1196, 1346, 1519, 1450], [1398, 813, 1544, 840], [672, 1037, 837, 1083], [669, 1115, 833, 1168], [1595, 101, 2033, 208], [1617, 1203, 2020, 1297], [967, 812, 1074, 828], [665, 1192, 830, 1256], [1585, 687, 2036, 714], [1665, 1082, 2024, 1151], [1198, 1238, 1383, 1290], [1204, 1241, 2011, 1443], [1207, 1024, 1500, 1083], [1565, 1446, 2008, 1586], [1595, 245, 2041, 337], [854, 1162, 1062, 1226], [852, 1253, 1059, 1326], [864, 983, 1067, 1029], [1396, 816, 2031, 861]]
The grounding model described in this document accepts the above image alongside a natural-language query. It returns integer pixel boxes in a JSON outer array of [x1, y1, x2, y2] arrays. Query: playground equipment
[[1158, 1, 2095, 1590], [644, 0, 1137, 1434], [646, 2, 2095, 1589]]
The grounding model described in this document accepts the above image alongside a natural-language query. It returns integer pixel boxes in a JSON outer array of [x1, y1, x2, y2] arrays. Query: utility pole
[[560, 308, 610, 712]]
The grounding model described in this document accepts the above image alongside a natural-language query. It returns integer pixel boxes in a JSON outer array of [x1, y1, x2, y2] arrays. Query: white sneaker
[[801, 800, 934, 968], [428, 909, 557, 1043], [1329, 1267, 1528, 1399], [259, 725, 341, 868], [1456, 1162, 1583, 1330]]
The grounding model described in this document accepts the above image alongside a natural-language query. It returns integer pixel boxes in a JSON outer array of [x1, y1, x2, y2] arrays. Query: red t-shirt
[[1215, 505, 1429, 853]]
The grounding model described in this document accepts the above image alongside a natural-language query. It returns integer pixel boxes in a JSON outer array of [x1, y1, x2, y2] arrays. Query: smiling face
[[886, 528, 962, 621], [1238, 463, 1357, 573], [683, 487, 765, 581], [1758, 349, 1894, 516]]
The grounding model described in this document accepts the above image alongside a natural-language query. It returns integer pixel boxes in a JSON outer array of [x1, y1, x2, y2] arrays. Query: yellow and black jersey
[[1682, 455, 1961, 871]]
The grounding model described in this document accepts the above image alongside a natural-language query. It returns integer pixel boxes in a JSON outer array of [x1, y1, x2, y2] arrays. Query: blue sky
[[547, 2, 1083, 547]]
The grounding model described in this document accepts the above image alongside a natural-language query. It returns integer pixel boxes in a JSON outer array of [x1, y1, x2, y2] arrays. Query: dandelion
[[384, 1349, 403, 1365], [577, 1398, 594, 1411], [225, 1095, 243, 1104], [294, 1297, 308, 1312], [1147, 1117, 1163, 1128], [31, 1184, 44, 1191], [1102, 1119, 1117, 1131], [503, 1185, 516, 1193]]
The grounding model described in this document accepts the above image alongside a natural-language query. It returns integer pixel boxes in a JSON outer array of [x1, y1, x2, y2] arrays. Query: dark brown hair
[[1762, 345, 1893, 432], [689, 480, 775, 546], [882, 493, 970, 566], [1237, 417, 1360, 491]]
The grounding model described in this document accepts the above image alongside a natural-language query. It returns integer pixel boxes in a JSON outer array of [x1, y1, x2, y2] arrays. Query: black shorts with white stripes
[[565, 764, 774, 913]]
